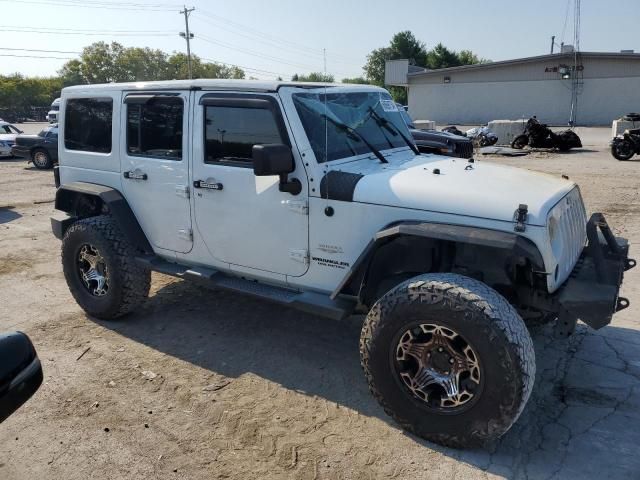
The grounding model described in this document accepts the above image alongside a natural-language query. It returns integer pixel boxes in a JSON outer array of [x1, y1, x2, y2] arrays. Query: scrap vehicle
[[511, 116, 582, 151], [398, 105, 474, 159], [51, 80, 634, 448], [0, 121, 23, 157], [11, 124, 58, 169], [610, 127, 640, 161]]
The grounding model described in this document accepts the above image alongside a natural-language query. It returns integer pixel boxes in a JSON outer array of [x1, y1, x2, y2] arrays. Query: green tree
[[363, 32, 485, 103], [0, 74, 62, 115], [291, 72, 334, 82], [59, 42, 245, 85], [341, 77, 369, 84]]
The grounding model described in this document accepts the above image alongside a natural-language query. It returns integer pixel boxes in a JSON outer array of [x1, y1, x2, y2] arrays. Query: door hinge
[[289, 249, 309, 265], [282, 199, 308, 215], [175, 185, 190, 199], [178, 228, 193, 242]]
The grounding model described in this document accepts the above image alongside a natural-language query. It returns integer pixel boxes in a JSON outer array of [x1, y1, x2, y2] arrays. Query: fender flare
[[330, 221, 546, 300], [53, 182, 152, 254]]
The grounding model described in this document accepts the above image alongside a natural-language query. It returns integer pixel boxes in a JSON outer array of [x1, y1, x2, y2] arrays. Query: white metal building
[[387, 52, 640, 126]]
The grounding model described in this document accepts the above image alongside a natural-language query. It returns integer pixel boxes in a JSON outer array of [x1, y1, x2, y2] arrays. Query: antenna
[[550, 35, 555, 54], [179, 6, 195, 79]]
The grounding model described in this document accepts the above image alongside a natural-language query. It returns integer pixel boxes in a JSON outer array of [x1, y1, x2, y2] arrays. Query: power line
[[0, 0, 178, 11], [0, 27, 176, 37], [0, 47, 81, 54], [198, 34, 322, 71], [196, 9, 361, 64], [0, 53, 75, 60]]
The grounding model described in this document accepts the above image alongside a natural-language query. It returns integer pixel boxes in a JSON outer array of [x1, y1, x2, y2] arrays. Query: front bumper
[[557, 213, 636, 330], [10, 146, 30, 159]]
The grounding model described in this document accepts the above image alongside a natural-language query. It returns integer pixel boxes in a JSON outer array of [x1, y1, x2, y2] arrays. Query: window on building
[[127, 97, 184, 160], [204, 106, 285, 165], [64, 98, 113, 153]]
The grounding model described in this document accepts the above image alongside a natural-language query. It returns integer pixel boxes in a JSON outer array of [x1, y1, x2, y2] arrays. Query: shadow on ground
[[96, 278, 640, 479], [0, 207, 21, 224]]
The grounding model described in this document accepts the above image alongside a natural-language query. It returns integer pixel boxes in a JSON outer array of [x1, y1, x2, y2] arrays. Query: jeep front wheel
[[61, 215, 150, 320], [360, 273, 535, 448]]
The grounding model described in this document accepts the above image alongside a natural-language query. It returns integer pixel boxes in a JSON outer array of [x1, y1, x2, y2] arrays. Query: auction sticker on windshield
[[380, 98, 398, 112]]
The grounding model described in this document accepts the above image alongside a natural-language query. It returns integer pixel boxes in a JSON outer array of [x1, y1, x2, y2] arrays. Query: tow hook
[[513, 204, 528, 232]]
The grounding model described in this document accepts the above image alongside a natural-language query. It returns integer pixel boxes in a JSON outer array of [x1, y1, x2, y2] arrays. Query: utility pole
[[550, 35, 555, 54], [179, 6, 195, 79]]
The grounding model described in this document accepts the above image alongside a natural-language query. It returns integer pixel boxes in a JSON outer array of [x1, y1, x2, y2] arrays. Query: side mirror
[[0, 332, 43, 424], [252, 144, 301, 195]]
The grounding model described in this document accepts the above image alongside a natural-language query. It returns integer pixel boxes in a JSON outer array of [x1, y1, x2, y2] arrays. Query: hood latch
[[514, 204, 528, 232]]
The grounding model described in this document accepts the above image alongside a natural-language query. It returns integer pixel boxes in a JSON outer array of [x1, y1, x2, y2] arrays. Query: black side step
[[135, 256, 354, 320]]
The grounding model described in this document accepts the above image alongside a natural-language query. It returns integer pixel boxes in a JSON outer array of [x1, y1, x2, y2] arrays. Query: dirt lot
[[1, 125, 639, 479]]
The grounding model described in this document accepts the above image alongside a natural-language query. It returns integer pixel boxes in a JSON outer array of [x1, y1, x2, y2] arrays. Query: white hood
[[342, 154, 575, 226]]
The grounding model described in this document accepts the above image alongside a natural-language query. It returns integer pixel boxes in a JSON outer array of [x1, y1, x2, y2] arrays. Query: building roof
[[408, 51, 640, 78]]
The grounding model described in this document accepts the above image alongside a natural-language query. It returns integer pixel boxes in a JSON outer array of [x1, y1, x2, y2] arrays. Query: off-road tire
[[31, 148, 53, 169], [61, 215, 150, 319], [511, 135, 528, 149], [360, 273, 535, 448]]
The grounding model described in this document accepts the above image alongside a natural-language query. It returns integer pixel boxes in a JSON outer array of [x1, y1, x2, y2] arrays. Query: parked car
[[47, 98, 61, 123], [0, 121, 23, 157], [51, 80, 634, 448], [398, 106, 474, 159], [11, 124, 58, 169], [0, 331, 43, 424]]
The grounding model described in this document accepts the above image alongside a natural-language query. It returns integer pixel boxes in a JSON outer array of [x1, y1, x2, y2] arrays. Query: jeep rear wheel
[[360, 273, 535, 448], [61, 215, 150, 320]]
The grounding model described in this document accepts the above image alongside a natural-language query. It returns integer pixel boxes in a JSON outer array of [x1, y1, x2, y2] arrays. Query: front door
[[120, 92, 192, 254], [192, 92, 309, 277]]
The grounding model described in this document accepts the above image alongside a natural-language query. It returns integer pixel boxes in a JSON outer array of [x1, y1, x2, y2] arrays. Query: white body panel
[[119, 90, 193, 254], [58, 80, 586, 298]]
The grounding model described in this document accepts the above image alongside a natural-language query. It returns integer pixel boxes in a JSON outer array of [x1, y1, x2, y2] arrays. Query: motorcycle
[[442, 125, 499, 147], [610, 128, 640, 161], [511, 117, 582, 151], [465, 126, 498, 147]]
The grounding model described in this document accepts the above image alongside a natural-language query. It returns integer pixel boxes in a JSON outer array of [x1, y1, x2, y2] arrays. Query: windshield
[[38, 127, 56, 137], [293, 91, 412, 163]]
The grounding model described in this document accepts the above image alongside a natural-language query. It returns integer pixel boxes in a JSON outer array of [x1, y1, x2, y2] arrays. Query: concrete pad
[[413, 120, 436, 130], [487, 119, 527, 145], [612, 119, 640, 136]]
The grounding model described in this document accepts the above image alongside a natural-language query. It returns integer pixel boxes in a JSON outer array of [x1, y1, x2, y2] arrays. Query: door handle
[[123, 171, 147, 180], [193, 180, 223, 191]]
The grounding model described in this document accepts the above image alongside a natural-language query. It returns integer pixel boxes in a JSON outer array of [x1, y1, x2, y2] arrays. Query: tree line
[[0, 31, 485, 114]]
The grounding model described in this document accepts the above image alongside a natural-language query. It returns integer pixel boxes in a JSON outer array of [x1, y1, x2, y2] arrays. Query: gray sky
[[1, 0, 638, 80]]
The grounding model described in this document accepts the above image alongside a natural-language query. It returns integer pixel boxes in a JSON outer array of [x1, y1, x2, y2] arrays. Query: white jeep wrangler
[[51, 80, 634, 448]]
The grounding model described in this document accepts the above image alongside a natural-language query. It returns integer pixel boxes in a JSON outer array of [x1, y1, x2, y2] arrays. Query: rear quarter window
[[64, 98, 113, 153]]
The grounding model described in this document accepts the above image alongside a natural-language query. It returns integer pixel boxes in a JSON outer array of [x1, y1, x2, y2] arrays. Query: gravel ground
[[1, 126, 639, 479]]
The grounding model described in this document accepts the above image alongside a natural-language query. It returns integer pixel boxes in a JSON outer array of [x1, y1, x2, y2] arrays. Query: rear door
[[120, 92, 192, 254]]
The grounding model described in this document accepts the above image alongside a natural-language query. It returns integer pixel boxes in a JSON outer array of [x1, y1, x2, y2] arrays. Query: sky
[[1, 0, 639, 80]]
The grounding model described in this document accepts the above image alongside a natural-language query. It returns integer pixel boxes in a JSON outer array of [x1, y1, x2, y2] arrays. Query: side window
[[127, 98, 183, 160], [65, 98, 113, 153], [204, 106, 284, 164]]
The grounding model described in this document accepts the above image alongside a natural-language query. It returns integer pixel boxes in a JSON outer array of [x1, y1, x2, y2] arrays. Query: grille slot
[[555, 188, 587, 284]]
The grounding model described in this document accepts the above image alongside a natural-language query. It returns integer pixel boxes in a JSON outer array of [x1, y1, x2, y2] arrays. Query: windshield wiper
[[321, 113, 388, 164], [368, 107, 421, 155]]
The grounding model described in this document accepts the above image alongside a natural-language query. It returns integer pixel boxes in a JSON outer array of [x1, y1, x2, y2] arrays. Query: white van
[[47, 97, 61, 123]]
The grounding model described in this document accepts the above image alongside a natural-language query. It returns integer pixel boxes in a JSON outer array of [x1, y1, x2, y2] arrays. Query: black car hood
[[15, 135, 44, 146], [410, 128, 469, 144]]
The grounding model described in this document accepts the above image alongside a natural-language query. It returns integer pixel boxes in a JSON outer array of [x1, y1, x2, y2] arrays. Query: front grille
[[453, 140, 474, 159], [555, 188, 587, 284]]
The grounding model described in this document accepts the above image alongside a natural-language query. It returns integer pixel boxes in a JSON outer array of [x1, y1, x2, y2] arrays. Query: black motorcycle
[[511, 117, 582, 151], [610, 128, 640, 161]]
